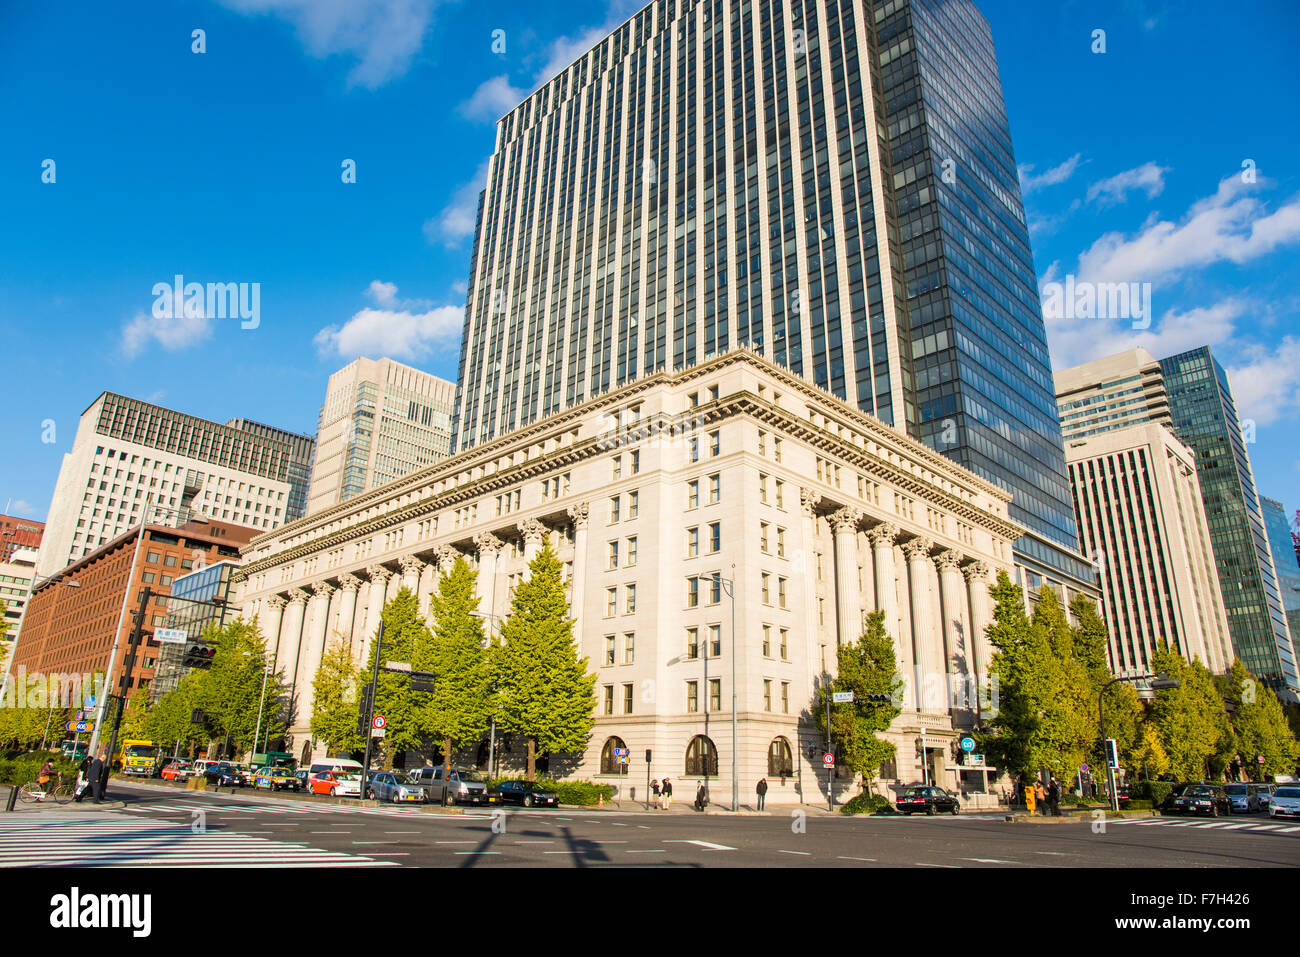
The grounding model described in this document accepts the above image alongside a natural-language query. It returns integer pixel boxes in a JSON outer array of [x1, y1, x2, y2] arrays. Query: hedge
[[0, 750, 80, 787], [840, 792, 893, 815], [486, 776, 614, 806], [1130, 780, 1175, 808]]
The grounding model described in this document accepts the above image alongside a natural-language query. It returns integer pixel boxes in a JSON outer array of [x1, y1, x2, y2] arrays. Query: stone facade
[[238, 350, 1022, 803]]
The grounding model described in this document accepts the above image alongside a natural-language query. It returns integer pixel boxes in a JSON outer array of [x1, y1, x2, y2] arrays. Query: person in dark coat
[[1048, 778, 1061, 817], [76, 751, 106, 804], [660, 776, 673, 810], [756, 777, 768, 810], [694, 781, 708, 812]]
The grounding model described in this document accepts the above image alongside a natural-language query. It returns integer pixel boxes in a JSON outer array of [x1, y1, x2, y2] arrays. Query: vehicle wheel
[[524, 794, 534, 808], [18, 783, 43, 804], [1210, 804, 1219, 818], [951, 804, 959, 815], [925, 804, 935, 816], [330, 787, 337, 797]]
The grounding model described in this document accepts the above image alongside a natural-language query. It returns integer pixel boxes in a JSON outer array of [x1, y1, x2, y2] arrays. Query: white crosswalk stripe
[[0, 815, 399, 867], [122, 799, 492, 821], [1125, 817, 1299, 835]]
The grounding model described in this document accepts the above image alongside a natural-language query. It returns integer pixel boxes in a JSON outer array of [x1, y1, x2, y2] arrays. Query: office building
[[38, 393, 300, 578], [1056, 346, 1299, 696], [224, 419, 316, 522], [150, 560, 240, 700], [241, 350, 1022, 802], [451, 0, 1094, 603], [1, 547, 38, 674], [306, 358, 456, 515], [1064, 424, 1232, 677], [1262, 496, 1300, 667], [0, 514, 44, 563]]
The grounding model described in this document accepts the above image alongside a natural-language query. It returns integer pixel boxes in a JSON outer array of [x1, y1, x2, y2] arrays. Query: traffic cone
[[598, 792, 604, 808]]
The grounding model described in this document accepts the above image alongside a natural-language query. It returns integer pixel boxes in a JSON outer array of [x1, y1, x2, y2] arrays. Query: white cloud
[[120, 311, 213, 357], [313, 282, 464, 361], [1046, 297, 1244, 371], [7, 500, 36, 517], [1086, 162, 1168, 206], [1074, 174, 1300, 286], [458, 74, 528, 123], [1226, 336, 1300, 427], [1017, 154, 1085, 195], [425, 158, 491, 247], [217, 0, 440, 88]]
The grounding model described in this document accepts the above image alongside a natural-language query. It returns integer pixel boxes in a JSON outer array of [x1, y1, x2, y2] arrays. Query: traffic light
[[864, 693, 892, 704], [357, 711, 370, 737], [1104, 738, 1119, 769], [182, 642, 218, 669], [359, 683, 375, 714]]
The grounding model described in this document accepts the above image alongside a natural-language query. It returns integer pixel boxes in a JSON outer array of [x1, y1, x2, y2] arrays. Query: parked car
[[204, 763, 247, 787], [369, 771, 427, 804], [293, 769, 312, 791], [1171, 784, 1232, 817], [1267, 785, 1300, 819], [490, 780, 558, 808], [1223, 783, 1262, 814], [1254, 782, 1276, 809], [191, 759, 219, 780], [895, 785, 960, 815], [159, 760, 193, 782], [253, 767, 303, 792], [310, 771, 361, 797], [407, 766, 495, 805]]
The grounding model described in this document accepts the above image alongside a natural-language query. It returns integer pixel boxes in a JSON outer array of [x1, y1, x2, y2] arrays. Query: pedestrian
[[1023, 778, 1037, 816], [651, 779, 660, 801], [76, 750, 106, 804], [694, 781, 708, 812], [1033, 779, 1047, 816], [661, 776, 673, 810], [37, 758, 56, 795], [1048, 778, 1061, 817], [756, 777, 768, 811]]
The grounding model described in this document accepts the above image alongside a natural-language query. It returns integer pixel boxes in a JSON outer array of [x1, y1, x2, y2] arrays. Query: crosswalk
[[0, 815, 399, 867], [121, 797, 478, 820], [1128, 817, 1300, 835]]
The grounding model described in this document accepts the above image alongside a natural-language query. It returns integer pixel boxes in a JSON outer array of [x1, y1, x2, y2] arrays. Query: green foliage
[[1219, 659, 1300, 780], [839, 792, 893, 815], [0, 750, 79, 785], [0, 699, 73, 751], [1120, 799, 1155, 810], [487, 776, 613, 806], [495, 542, 597, 778], [1131, 724, 1171, 780], [365, 588, 435, 764], [812, 611, 901, 792], [190, 618, 287, 758], [144, 674, 207, 754], [309, 638, 363, 754], [119, 686, 151, 742], [422, 558, 492, 773], [1148, 647, 1235, 780], [1131, 780, 1175, 808], [1068, 594, 1111, 688]]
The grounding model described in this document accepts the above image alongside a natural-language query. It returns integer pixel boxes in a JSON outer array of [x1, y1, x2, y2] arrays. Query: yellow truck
[[116, 740, 160, 776]]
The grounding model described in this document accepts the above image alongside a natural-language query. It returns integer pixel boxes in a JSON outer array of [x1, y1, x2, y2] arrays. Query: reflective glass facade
[[1159, 348, 1298, 694], [453, 0, 1089, 588], [1261, 495, 1300, 683]]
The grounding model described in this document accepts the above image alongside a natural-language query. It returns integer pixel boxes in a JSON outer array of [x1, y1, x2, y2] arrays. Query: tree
[[1148, 647, 1233, 780], [145, 675, 207, 758], [813, 610, 902, 795], [119, 685, 151, 742], [193, 618, 286, 759], [1068, 594, 1111, 689], [422, 557, 492, 795], [1220, 659, 1300, 780], [309, 638, 363, 755], [1131, 724, 1171, 780], [496, 541, 597, 779], [365, 588, 434, 765]]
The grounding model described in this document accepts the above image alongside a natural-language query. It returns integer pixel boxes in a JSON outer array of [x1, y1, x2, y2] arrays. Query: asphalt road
[[4, 779, 1297, 868]]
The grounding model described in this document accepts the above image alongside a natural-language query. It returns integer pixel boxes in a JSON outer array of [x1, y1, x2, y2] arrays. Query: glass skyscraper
[[453, 0, 1091, 593], [1159, 348, 1298, 696]]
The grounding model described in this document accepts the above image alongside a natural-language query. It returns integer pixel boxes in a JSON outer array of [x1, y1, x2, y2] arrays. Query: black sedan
[[1170, 784, 1232, 817], [490, 780, 559, 808], [204, 762, 247, 787], [895, 785, 960, 815]]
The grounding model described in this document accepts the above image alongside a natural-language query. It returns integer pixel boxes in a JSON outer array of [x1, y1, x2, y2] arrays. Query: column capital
[[475, 532, 504, 556], [901, 536, 934, 562], [800, 487, 820, 517], [338, 573, 363, 592], [829, 506, 862, 533], [265, 594, 288, 610], [398, 555, 426, 577], [567, 502, 590, 530], [962, 560, 992, 584], [866, 522, 900, 548], [286, 587, 309, 606], [310, 581, 336, 600], [519, 517, 547, 545], [434, 544, 460, 568], [934, 549, 965, 573], [365, 564, 393, 584]]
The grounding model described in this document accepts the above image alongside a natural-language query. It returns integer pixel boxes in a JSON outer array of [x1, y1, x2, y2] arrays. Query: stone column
[[567, 504, 589, 635], [963, 561, 994, 718], [260, 595, 286, 661], [867, 523, 906, 704], [902, 537, 943, 714], [829, 506, 862, 647], [520, 517, 546, 565], [475, 533, 504, 624], [357, 565, 392, 668], [335, 574, 362, 650], [277, 588, 309, 699], [416, 558, 437, 617], [799, 490, 822, 696], [935, 550, 969, 718], [295, 581, 335, 730], [399, 555, 424, 594]]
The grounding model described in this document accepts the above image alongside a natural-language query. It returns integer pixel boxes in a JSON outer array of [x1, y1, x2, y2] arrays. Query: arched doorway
[[601, 736, 628, 774], [768, 736, 793, 779], [685, 735, 717, 776]]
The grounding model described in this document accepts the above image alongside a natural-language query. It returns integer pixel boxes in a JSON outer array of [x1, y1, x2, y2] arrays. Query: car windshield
[[1275, 787, 1300, 798], [1185, 786, 1217, 796], [1223, 785, 1247, 794], [458, 770, 485, 783], [335, 774, 360, 782], [125, 745, 157, 758], [390, 772, 415, 784], [901, 788, 926, 797]]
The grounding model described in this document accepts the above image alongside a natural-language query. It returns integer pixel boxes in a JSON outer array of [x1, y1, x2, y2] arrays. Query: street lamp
[[1099, 672, 1180, 811], [471, 609, 504, 781], [712, 566, 738, 812]]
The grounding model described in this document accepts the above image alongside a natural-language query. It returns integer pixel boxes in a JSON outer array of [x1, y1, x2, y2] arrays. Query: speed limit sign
[[372, 714, 387, 731]]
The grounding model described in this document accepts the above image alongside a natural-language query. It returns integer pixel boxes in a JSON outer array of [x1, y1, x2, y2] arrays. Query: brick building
[[0, 514, 44, 563]]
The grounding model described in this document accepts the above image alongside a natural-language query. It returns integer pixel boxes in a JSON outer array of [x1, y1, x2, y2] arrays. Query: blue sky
[[2, 0, 1298, 536]]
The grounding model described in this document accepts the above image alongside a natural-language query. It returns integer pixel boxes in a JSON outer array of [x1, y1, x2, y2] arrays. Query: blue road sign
[[959, 736, 976, 752]]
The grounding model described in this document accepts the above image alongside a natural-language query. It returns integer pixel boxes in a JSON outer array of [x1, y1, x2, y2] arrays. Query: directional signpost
[[65, 721, 94, 734], [832, 691, 854, 704], [153, 627, 188, 645]]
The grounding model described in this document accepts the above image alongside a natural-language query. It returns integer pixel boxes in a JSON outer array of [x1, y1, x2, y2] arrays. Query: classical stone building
[[238, 350, 1021, 804]]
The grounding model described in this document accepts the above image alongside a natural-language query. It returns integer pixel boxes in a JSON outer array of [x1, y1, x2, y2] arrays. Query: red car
[[310, 771, 362, 797], [159, 760, 192, 781]]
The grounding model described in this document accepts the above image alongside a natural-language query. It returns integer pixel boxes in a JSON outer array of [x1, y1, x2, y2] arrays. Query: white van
[[308, 758, 363, 777]]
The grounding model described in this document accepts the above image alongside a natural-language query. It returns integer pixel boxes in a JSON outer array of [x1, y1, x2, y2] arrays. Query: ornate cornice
[[518, 517, 547, 544]]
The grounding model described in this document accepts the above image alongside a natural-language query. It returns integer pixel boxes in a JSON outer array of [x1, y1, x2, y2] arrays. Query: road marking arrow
[[663, 839, 735, 851]]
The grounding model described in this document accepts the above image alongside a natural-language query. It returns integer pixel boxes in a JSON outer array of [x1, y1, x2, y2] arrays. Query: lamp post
[[1099, 672, 1180, 811], [472, 610, 503, 781], [713, 568, 738, 811]]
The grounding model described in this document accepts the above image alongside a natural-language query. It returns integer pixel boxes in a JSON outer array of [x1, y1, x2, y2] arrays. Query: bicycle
[[18, 776, 74, 805]]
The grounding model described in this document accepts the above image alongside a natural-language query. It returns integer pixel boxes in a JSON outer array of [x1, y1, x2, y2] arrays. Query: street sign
[[372, 715, 387, 731], [1258, 755, 1266, 764], [617, 755, 629, 765], [75, 710, 86, 721], [385, 661, 411, 672], [84, 696, 97, 707], [613, 747, 628, 757], [823, 753, 834, 768], [832, 691, 854, 704], [154, 627, 188, 644], [959, 736, 976, 752], [371, 728, 386, 738], [1104, 738, 1119, 769], [1080, 763, 1089, 773], [967, 754, 984, 766], [65, 721, 94, 733]]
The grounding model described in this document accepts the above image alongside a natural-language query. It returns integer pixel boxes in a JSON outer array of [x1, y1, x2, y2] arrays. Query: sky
[[1, 0, 1298, 534]]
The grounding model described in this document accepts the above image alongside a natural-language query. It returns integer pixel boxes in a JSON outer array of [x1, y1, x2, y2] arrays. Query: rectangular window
[[686, 627, 699, 659], [709, 430, 720, 456], [624, 684, 634, 714], [764, 680, 772, 712], [780, 627, 789, 660], [781, 681, 790, 714], [687, 680, 699, 713], [759, 473, 768, 503], [778, 577, 787, 608], [776, 528, 786, 558], [611, 496, 621, 522], [627, 537, 637, 565], [604, 685, 614, 715], [624, 633, 635, 665], [775, 479, 784, 509], [608, 541, 619, 569], [708, 474, 720, 504], [630, 450, 640, 474], [625, 584, 637, 614], [762, 624, 771, 657], [606, 587, 617, 617], [709, 575, 722, 604], [146, 552, 160, 564], [709, 679, 721, 712], [612, 456, 622, 480], [628, 491, 638, 518], [773, 438, 782, 463], [708, 522, 721, 553], [689, 437, 700, 463], [762, 573, 771, 604], [687, 526, 699, 557], [760, 522, 770, 553], [709, 624, 721, 657], [605, 635, 616, 666], [687, 577, 700, 607]]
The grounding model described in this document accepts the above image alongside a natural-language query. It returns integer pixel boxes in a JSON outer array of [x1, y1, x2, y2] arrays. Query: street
[[0, 780, 1295, 868]]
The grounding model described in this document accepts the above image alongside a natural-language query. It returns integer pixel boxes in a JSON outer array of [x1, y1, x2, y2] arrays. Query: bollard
[[5, 785, 18, 812]]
